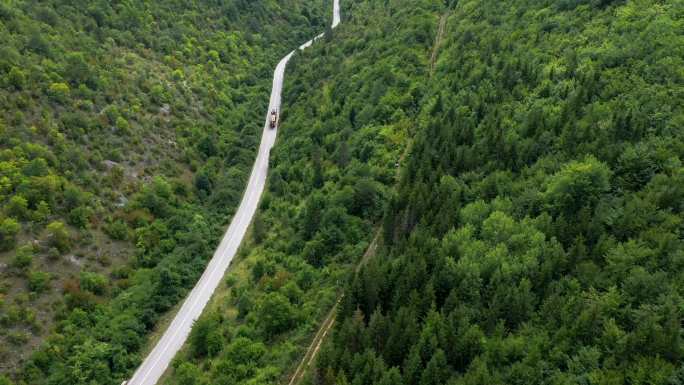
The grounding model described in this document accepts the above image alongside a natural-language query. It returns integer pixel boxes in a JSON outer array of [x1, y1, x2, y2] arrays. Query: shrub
[[68, 206, 92, 229], [46, 221, 70, 252], [0, 217, 20, 251], [256, 292, 297, 338], [28, 271, 50, 293], [79, 272, 107, 295], [11, 244, 33, 271], [115, 116, 129, 134], [6, 195, 28, 219], [103, 219, 129, 240]]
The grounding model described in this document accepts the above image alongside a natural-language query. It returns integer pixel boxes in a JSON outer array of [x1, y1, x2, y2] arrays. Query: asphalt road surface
[[126, 1, 341, 384]]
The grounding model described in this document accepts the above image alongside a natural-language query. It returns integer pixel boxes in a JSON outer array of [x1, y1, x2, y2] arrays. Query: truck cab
[[269, 109, 278, 129]]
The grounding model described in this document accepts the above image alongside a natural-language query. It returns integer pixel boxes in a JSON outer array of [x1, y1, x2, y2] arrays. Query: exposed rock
[[66, 255, 83, 267], [115, 195, 128, 208], [103, 160, 119, 169]]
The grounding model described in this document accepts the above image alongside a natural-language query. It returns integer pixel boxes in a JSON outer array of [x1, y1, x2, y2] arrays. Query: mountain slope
[[313, 0, 684, 384], [161, 1, 438, 384], [0, 0, 326, 383]]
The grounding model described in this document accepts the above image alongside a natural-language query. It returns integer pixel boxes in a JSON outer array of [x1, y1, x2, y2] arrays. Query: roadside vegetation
[[314, 0, 684, 384], [163, 1, 437, 384], [0, 1, 326, 384]]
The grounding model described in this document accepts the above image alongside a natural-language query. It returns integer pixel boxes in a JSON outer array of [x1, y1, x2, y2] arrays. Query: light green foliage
[[28, 271, 50, 293], [79, 272, 108, 295], [63, 339, 112, 384], [32, 201, 50, 223], [0, 217, 20, 251], [6, 195, 28, 220], [11, 244, 33, 271], [115, 116, 129, 134], [172, 69, 184, 81], [47, 82, 70, 103], [46, 221, 70, 253]]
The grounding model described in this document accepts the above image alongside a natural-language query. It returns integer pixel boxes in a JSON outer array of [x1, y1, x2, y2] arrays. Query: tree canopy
[[0, 0, 328, 382], [311, 0, 684, 384]]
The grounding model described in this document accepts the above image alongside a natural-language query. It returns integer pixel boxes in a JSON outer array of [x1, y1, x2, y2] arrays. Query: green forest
[[2, 0, 683, 384], [0, 0, 326, 384], [310, 0, 684, 384]]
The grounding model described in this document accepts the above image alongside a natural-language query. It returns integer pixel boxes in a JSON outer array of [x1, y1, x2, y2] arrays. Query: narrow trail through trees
[[430, 14, 448, 77], [289, 8, 450, 385], [287, 97, 414, 383], [285, 230, 381, 385]]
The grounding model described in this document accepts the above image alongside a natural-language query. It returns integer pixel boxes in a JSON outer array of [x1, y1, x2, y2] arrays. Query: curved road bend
[[127, 1, 341, 384]]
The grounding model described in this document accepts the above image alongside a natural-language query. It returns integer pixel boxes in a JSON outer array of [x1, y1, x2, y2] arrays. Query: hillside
[[2, 0, 683, 384], [162, 0, 431, 383], [312, 0, 684, 384], [0, 0, 326, 383], [152, 0, 684, 384]]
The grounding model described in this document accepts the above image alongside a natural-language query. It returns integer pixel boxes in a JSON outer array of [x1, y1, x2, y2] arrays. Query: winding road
[[126, 2, 341, 384]]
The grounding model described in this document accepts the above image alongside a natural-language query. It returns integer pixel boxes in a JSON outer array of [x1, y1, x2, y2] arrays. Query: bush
[[46, 221, 70, 252], [172, 69, 184, 81], [115, 116, 129, 134], [256, 292, 297, 338], [175, 362, 202, 385], [0, 217, 20, 251], [68, 206, 92, 228], [11, 244, 33, 271], [79, 272, 107, 295], [103, 219, 129, 240], [69, 206, 93, 229], [188, 313, 222, 358], [32, 201, 51, 223], [6, 195, 28, 219], [28, 271, 50, 293]]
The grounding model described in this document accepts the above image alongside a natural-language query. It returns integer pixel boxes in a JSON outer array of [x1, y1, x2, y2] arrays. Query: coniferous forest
[[1, 0, 683, 384], [311, 0, 684, 384]]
